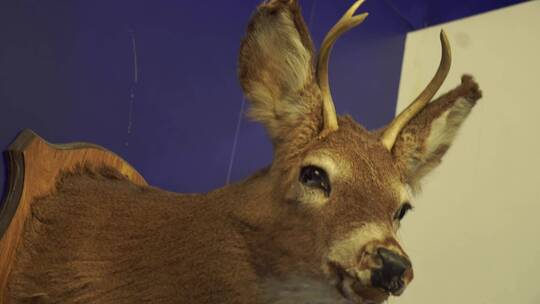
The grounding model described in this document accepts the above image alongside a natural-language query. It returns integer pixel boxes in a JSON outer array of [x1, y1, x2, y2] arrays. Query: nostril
[[377, 248, 411, 275], [387, 277, 404, 294], [371, 248, 411, 294]]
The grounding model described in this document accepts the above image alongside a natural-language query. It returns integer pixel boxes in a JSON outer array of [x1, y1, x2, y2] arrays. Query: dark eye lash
[[394, 202, 413, 221]]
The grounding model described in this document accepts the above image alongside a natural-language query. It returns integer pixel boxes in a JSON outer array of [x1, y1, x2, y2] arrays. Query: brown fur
[[239, 0, 321, 149], [6, 1, 482, 303], [392, 75, 482, 191], [8, 167, 259, 303]]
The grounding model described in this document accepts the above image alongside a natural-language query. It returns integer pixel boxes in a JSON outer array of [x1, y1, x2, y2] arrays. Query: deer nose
[[371, 248, 412, 294]]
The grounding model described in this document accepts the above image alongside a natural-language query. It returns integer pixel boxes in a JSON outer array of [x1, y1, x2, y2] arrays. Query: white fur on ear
[[408, 97, 474, 192], [392, 75, 481, 193], [244, 8, 314, 133], [239, 5, 319, 144], [250, 9, 312, 98], [425, 98, 473, 157]]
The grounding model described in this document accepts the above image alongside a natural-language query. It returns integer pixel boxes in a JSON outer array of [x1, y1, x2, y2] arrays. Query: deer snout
[[371, 248, 412, 295]]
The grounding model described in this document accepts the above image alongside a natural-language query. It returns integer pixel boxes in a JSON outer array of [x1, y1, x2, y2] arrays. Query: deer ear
[[238, 0, 321, 145], [392, 75, 482, 192]]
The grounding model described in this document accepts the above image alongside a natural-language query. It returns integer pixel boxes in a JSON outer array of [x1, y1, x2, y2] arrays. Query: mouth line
[[327, 262, 389, 304], [329, 262, 350, 299]]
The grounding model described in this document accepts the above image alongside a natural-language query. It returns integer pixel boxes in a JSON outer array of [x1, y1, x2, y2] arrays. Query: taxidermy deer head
[[236, 0, 480, 302], [4, 0, 482, 303]]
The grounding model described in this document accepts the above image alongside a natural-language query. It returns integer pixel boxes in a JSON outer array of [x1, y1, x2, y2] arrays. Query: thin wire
[[125, 30, 138, 148], [308, 0, 318, 28], [225, 98, 246, 185]]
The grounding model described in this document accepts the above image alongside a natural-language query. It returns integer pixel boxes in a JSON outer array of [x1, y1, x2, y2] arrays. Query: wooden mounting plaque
[[0, 129, 147, 301]]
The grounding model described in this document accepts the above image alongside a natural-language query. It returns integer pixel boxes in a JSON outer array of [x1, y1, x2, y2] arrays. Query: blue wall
[[0, 0, 524, 198]]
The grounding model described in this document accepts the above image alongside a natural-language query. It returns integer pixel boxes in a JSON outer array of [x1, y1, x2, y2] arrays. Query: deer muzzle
[[370, 247, 412, 295]]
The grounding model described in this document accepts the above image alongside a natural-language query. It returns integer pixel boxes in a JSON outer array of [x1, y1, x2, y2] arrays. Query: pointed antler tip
[[440, 29, 452, 60], [317, 0, 369, 137], [440, 29, 449, 43], [380, 28, 453, 151], [348, 0, 367, 16]]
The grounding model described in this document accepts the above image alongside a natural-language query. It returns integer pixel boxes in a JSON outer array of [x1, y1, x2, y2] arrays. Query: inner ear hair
[[238, 0, 320, 147], [392, 75, 482, 192]]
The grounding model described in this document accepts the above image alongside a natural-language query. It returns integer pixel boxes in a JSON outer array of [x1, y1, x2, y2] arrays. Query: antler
[[317, 0, 368, 138], [381, 30, 452, 150]]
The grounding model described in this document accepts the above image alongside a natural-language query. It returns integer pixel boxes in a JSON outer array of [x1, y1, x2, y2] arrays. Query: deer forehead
[[310, 120, 405, 187], [301, 147, 407, 192]]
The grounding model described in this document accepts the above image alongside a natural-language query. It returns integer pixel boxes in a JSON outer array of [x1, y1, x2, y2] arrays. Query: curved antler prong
[[381, 29, 452, 150], [317, 0, 368, 138]]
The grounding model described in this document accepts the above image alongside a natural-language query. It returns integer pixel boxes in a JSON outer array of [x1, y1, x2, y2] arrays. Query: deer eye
[[394, 203, 413, 221], [299, 165, 331, 196]]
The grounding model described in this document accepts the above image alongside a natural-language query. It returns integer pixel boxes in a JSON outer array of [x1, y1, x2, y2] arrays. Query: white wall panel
[[396, 2, 540, 303]]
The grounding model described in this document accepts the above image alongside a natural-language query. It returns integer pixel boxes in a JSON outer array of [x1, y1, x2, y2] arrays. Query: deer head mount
[[237, 0, 479, 302], [3, 0, 482, 303]]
